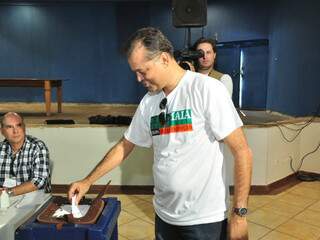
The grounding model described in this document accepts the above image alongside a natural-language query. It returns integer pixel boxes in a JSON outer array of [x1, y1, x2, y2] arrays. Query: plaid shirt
[[0, 135, 51, 192]]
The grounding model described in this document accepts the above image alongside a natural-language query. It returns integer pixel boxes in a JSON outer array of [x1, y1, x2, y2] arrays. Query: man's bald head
[[1, 112, 25, 128]]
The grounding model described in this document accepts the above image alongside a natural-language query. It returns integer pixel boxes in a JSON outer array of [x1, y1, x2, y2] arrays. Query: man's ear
[[159, 52, 170, 67]]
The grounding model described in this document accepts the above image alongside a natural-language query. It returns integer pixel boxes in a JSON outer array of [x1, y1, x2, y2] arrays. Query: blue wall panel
[[0, 2, 149, 103], [1, 0, 318, 116], [267, 0, 320, 116], [0, 1, 269, 104]]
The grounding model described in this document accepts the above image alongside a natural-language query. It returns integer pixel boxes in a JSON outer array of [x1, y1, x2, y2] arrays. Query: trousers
[[155, 215, 228, 240]]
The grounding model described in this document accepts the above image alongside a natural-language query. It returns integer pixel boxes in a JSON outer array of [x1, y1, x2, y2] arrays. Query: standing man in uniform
[[193, 37, 233, 97]]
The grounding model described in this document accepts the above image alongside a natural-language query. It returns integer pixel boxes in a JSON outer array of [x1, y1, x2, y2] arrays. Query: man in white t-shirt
[[68, 27, 252, 240], [193, 37, 233, 97]]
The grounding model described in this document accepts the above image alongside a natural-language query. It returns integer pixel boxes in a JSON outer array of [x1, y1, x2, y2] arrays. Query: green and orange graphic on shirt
[[150, 109, 193, 136]]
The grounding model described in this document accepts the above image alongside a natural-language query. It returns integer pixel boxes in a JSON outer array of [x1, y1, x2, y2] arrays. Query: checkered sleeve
[[31, 141, 51, 190], [0, 143, 8, 186]]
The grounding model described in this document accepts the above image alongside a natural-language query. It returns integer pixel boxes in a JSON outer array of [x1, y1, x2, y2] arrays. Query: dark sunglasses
[[159, 97, 167, 126]]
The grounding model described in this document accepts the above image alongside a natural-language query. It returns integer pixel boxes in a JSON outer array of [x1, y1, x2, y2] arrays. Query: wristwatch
[[6, 188, 14, 197], [233, 207, 248, 217]]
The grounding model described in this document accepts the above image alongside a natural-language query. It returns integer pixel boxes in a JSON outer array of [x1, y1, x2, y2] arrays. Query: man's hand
[[228, 215, 249, 240], [68, 179, 91, 204]]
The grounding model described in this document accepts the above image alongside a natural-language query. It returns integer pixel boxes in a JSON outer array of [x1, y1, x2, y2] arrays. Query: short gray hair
[[123, 27, 174, 60]]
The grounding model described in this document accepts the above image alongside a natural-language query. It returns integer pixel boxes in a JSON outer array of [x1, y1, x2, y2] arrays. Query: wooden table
[[0, 78, 64, 116]]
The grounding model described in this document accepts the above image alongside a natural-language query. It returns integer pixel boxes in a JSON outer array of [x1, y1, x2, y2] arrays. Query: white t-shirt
[[124, 70, 243, 225], [220, 74, 233, 97]]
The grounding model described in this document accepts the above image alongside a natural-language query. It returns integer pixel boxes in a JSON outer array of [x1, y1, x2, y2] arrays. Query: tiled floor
[[109, 181, 320, 240]]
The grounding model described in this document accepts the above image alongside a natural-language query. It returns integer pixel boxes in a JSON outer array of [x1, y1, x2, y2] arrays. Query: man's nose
[[136, 73, 144, 82]]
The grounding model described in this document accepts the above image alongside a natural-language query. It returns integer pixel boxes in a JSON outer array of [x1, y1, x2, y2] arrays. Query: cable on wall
[[276, 103, 320, 143], [289, 142, 320, 181]]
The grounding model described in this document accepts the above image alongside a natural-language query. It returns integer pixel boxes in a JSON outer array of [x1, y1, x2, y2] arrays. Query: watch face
[[239, 208, 248, 216], [234, 207, 248, 216]]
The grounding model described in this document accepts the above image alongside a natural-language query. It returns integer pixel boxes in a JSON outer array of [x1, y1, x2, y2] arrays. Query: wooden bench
[[0, 78, 64, 116]]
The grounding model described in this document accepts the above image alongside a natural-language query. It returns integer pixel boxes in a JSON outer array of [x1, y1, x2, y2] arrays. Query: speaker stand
[[185, 27, 192, 49]]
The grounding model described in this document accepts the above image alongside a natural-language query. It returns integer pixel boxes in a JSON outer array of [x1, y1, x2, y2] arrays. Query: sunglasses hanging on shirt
[[159, 98, 167, 126]]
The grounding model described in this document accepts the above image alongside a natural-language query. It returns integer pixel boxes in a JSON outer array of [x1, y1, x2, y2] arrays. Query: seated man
[[193, 37, 233, 96], [0, 112, 51, 197]]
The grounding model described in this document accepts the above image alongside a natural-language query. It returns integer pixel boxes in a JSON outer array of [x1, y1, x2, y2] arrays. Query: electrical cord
[[289, 142, 320, 181], [276, 118, 314, 142], [276, 103, 320, 143], [280, 116, 315, 131]]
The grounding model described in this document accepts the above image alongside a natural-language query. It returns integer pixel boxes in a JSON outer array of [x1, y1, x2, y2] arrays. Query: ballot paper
[[71, 195, 83, 218], [52, 195, 90, 219]]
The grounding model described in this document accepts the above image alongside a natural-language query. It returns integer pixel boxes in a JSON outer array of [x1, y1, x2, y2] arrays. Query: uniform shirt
[[124, 70, 242, 225], [0, 135, 51, 192], [208, 69, 233, 97]]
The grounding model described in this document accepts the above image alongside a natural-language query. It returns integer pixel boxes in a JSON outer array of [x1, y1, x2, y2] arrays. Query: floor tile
[[261, 199, 304, 217], [111, 182, 320, 240], [118, 234, 129, 240], [138, 237, 154, 240], [288, 185, 320, 200], [307, 200, 320, 211], [118, 210, 138, 226], [248, 195, 274, 210], [247, 209, 290, 229], [119, 218, 154, 240], [296, 181, 320, 190], [108, 194, 143, 207], [260, 230, 300, 240], [276, 192, 317, 208], [247, 222, 271, 240], [122, 201, 155, 224], [276, 219, 320, 240], [134, 195, 154, 203], [294, 209, 320, 228]]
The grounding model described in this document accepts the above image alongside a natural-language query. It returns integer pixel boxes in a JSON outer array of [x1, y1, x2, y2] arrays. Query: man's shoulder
[[209, 69, 224, 80], [26, 135, 48, 148], [189, 71, 224, 89], [0, 139, 9, 147], [140, 91, 163, 107]]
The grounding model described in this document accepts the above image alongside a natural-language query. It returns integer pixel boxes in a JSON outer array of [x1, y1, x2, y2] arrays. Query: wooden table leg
[[57, 83, 62, 113], [44, 80, 51, 116]]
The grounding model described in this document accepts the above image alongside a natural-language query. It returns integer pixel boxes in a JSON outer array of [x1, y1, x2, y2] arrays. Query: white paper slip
[[71, 195, 83, 218]]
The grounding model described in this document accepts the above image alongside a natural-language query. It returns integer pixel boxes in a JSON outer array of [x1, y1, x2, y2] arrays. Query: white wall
[[2, 122, 318, 186], [28, 126, 154, 185]]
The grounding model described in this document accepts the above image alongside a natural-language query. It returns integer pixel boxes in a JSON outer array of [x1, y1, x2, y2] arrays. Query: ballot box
[[15, 197, 121, 240]]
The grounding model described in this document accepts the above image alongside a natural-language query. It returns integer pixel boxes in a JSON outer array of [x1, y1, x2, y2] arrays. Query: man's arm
[[68, 137, 135, 203], [7, 182, 38, 196], [223, 127, 253, 240]]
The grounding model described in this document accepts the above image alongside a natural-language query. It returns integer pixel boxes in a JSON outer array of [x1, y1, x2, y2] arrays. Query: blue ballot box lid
[[15, 197, 121, 240]]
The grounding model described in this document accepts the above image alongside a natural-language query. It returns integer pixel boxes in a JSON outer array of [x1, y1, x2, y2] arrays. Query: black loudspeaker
[[172, 0, 207, 28]]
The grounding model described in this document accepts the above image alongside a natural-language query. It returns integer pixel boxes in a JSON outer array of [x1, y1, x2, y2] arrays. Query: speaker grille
[[172, 0, 207, 28]]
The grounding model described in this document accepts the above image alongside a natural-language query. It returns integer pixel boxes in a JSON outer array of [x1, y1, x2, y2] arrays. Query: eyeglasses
[[159, 97, 167, 126]]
